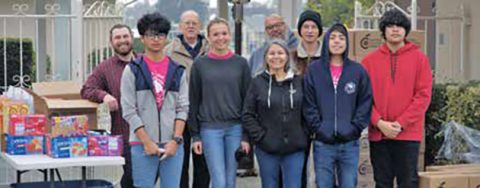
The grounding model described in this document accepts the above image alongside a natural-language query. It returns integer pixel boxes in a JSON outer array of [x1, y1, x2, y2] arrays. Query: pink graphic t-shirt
[[330, 64, 343, 89], [144, 55, 169, 108]]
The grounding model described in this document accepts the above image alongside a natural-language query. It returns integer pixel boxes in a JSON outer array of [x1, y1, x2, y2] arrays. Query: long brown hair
[[206, 17, 230, 37]]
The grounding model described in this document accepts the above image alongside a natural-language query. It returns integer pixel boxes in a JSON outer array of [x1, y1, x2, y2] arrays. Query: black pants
[[370, 140, 420, 188], [120, 142, 133, 188], [180, 130, 210, 188]]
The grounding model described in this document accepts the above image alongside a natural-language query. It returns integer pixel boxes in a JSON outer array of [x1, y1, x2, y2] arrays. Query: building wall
[[436, 0, 480, 82]]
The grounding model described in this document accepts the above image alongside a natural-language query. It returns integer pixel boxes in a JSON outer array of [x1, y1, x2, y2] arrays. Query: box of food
[[1, 101, 29, 151], [46, 135, 88, 158], [50, 115, 88, 137], [23, 81, 99, 130], [87, 135, 108, 156], [88, 134, 123, 156], [5, 135, 44, 155], [8, 114, 47, 136]]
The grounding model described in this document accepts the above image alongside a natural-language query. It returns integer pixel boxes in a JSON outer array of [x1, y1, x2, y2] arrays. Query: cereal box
[[46, 135, 88, 158], [50, 115, 88, 137], [88, 135, 123, 156], [8, 114, 46, 136], [5, 135, 44, 155], [88, 135, 108, 156], [107, 135, 123, 156]]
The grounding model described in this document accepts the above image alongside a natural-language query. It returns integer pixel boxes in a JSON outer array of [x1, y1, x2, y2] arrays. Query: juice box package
[[107, 135, 123, 156], [50, 115, 88, 137], [46, 135, 88, 158], [5, 135, 44, 155], [8, 114, 47, 136], [2, 101, 29, 133], [88, 135, 108, 156], [88, 134, 123, 156], [70, 136, 88, 157]]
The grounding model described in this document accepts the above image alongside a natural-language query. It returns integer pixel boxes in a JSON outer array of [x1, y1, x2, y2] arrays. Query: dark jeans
[[180, 130, 210, 188], [370, 140, 420, 188], [120, 141, 133, 188]]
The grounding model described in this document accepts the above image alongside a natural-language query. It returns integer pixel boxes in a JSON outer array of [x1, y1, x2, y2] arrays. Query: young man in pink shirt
[[121, 12, 189, 188]]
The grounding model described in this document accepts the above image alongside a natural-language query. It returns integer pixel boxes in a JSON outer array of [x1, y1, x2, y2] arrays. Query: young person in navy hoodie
[[361, 10, 432, 188], [303, 23, 373, 188]]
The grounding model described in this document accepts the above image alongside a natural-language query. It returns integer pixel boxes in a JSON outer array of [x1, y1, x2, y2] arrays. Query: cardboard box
[[419, 173, 469, 188], [348, 31, 355, 60], [352, 30, 425, 60], [24, 81, 99, 131], [426, 164, 480, 172], [357, 153, 374, 187], [469, 174, 480, 188], [31, 81, 83, 100], [5, 135, 44, 155], [46, 135, 88, 158], [419, 171, 480, 188]]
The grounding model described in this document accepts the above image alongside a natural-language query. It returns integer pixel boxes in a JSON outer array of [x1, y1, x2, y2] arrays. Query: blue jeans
[[200, 124, 242, 188], [313, 140, 360, 188], [256, 147, 305, 188], [130, 143, 184, 188]]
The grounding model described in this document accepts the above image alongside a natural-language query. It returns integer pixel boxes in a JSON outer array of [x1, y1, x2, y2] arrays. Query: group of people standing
[[81, 7, 432, 188]]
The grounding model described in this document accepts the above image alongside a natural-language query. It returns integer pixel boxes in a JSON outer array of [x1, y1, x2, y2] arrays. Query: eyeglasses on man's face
[[144, 32, 167, 40], [265, 22, 285, 31]]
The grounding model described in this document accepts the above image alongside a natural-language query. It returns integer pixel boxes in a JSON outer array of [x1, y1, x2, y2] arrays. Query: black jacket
[[242, 70, 308, 155]]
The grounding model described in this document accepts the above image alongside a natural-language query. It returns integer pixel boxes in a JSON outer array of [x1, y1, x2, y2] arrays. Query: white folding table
[[1, 153, 124, 188]]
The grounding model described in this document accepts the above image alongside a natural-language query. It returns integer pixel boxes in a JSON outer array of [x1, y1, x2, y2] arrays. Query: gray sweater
[[188, 54, 251, 142]]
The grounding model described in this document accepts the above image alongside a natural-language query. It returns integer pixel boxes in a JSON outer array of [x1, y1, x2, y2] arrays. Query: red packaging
[[8, 114, 46, 136]]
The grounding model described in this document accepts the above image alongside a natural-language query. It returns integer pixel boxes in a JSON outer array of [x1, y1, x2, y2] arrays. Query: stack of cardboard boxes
[[347, 30, 425, 62], [1, 81, 122, 158], [420, 164, 480, 188]]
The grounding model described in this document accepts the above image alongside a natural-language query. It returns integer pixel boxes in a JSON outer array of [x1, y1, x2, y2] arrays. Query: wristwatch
[[173, 136, 184, 145]]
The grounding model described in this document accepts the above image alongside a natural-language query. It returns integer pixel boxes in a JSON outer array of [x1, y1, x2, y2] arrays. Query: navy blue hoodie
[[303, 24, 373, 144]]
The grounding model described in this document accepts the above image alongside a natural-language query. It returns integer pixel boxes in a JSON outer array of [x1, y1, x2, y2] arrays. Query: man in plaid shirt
[[81, 24, 137, 188]]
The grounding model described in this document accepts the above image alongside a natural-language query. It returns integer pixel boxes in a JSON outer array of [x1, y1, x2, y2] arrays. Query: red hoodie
[[361, 41, 432, 142]]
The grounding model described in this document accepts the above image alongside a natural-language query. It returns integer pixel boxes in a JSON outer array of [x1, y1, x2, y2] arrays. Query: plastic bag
[[436, 121, 480, 163]]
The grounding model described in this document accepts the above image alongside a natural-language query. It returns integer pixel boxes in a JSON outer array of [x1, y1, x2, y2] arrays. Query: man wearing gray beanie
[[292, 9, 323, 188]]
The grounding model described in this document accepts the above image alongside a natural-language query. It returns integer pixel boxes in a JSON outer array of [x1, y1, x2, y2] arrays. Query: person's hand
[[241, 141, 250, 154], [377, 120, 402, 139], [192, 141, 203, 155], [143, 140, 161, 156], [163, 141, 178, 157], [103, 94, 118, 111], [392, 121, 403, 131]]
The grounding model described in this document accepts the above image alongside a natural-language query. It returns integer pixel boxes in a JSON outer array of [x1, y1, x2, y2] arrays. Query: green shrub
[[425, 81, 480, 165], [0, 37, 34, 92]]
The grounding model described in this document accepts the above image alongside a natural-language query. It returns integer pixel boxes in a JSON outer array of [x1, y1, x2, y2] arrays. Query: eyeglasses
[[265, 22, 285, 30], [144, 33, 167, 40]]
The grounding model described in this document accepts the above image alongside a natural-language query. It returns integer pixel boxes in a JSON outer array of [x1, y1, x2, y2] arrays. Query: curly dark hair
[[137, 12, 171, 36], [379, 9, 411, 39]]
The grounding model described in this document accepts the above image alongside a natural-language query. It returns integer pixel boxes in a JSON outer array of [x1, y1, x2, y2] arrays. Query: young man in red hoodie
[[361, 9, 432, 188]]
